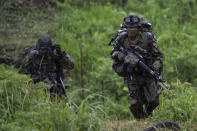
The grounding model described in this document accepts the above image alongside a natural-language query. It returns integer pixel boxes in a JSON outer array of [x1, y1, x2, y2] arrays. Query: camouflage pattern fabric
[[21, 46, 74, 82], [20, 37, 74, 97], [111, 16, 164, 118]]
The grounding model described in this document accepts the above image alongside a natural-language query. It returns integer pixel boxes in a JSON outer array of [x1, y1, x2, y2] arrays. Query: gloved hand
[[112, 51, 125, 61], [54, 44, 61, 51], [152, 60, 162, 73], [124, 52, 139, 67], [54, 44, 62, 56]]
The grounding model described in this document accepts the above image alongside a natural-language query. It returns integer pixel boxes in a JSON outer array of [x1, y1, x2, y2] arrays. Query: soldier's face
[[127, 28, 139, 39], [127, 27, 140, 44]]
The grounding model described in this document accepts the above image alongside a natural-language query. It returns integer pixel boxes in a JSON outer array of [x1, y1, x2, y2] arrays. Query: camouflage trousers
[[125, 75, 162, 119], [32, 75, 66, 98]]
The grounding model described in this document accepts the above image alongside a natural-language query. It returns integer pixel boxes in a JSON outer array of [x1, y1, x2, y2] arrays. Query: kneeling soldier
[[21, 36, 74, 97]]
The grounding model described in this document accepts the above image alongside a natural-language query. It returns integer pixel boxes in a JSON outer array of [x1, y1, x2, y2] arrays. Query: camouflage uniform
[[111, 15, 164, 118], [20, 36, 74, 96]]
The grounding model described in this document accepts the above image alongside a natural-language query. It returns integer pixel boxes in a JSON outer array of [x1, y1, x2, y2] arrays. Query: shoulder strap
[[108, 28, 127, 46]]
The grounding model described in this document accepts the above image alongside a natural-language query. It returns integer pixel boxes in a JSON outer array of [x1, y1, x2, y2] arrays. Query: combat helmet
[[36, 36, 53, 49], [122, 14, 141, 28], [122, 14, 152, 31]]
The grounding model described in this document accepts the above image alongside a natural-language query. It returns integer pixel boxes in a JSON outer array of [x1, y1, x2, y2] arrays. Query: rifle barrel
[[161, 81, 170, 89]]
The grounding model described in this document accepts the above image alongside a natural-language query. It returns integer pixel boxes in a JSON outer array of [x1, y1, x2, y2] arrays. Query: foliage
[[0, 65, 101, 130], [0, 0, 197, 130], [150, 81, 197, 130]]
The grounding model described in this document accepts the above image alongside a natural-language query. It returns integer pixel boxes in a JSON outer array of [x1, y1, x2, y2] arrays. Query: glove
[[112, 51, 125, 61], [124, 52, 139, 67], [54, 44, 63, 56], [54, 44, 61, 52], [152, 60, 162, 73]]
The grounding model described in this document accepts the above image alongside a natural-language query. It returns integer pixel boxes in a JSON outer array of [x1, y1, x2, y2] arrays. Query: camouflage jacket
[[111, 28, 164, 77], [20, 45, 74, 83]]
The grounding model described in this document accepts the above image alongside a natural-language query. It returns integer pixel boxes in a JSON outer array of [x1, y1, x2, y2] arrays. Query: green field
[[0, 0, 197, 130]]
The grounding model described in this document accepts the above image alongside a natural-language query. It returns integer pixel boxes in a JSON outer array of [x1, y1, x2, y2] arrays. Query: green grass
[[0, 0, 197, 130]]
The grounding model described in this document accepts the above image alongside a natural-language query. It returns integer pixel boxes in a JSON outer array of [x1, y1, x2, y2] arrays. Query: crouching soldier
[[110, 14, 164, 119], [20, 36, 74, 97]]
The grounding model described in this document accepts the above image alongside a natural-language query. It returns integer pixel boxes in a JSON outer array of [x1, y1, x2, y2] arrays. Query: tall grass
[[0, 0, 197, 130], [0, 65, 102, 130]]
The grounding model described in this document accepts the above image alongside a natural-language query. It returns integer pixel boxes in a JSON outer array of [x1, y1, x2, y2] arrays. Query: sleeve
[[148, 32, 164, 74], [19, 50, 38, 74], [111, 47, 128, 77]]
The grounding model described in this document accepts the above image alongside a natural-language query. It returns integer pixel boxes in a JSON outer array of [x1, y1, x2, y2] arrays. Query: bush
[[151, 81, 197, 129]]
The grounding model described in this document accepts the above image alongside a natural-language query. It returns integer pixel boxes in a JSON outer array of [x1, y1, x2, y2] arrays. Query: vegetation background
[[0, 0, 197, 130]]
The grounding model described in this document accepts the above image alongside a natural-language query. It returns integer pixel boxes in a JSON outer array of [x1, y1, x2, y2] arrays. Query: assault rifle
[[111, 31, 169, 89], [54, 45, 67, 96]]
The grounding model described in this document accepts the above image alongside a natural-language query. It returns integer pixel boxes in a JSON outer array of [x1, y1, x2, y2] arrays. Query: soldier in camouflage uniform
[[110, 14, 164, 118], [21, 36, 74, 97]]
